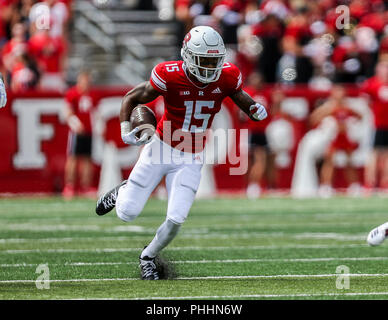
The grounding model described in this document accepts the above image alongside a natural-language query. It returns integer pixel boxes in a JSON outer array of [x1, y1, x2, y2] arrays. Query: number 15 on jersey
[[182, 100, 215, 133]]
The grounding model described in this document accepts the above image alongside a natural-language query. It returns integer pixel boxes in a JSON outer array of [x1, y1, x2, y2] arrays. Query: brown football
[[130, 105, 157, 142]]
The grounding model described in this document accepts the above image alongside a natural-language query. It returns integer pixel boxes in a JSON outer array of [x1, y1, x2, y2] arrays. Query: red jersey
[[11, 61, 36, 92], [329, 105, 360, 153], [65, 86, 97, 135], [1, 39, 28, 66], [333, 106, 359, 125], [28, 33, 65, 73], [361, 76, 388, 129], [149, 60, 243, 153]]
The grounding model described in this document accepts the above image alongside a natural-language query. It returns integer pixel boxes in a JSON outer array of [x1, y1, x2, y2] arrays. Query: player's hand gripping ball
[[129, 105, 157, 144], [121, 105, 157, 146]]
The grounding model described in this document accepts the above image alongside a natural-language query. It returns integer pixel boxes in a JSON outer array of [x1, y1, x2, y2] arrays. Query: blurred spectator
[[310, 85, 363, 197], [0, 0, 19, 42], [62, 70, 97, 199], [1, 22, 28, 84], [241, 72, 272, 198], [264, 87, 296, 188], [277, 6, 315, 84], [212, 0, 253, 46], [10, 51, 39, 91], [362, 58, 388, 191], [332, 36, 364, 83], [28, 28, 66, 91], [13, 0, 37, 36], [252, 13, 283, 83], [235, 24, 260, 81], [175, 0, 218, 51]]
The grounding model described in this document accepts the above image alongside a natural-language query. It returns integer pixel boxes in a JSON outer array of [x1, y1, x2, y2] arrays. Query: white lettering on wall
[[12, 99, 64, 169]]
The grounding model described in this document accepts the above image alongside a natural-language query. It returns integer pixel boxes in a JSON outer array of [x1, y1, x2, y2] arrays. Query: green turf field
[[1, 196, 388, 300]]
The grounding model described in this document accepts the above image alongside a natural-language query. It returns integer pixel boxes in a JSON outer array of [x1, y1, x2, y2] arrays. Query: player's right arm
[[119, 81, 160, 122], [119, 81, 160, 146], [0, 72, 7, 108]]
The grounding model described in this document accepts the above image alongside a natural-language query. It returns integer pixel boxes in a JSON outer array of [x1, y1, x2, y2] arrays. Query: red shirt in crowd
[[1, 38, 27, 69], [65, 86, 98, 135], [11, 61, 35, 92], [329, 105, 360, 153], [362, 76, 388, 129], [28, 32, 65, 73]]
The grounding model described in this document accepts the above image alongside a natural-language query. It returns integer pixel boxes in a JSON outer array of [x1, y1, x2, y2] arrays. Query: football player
[[367, 222, 388, 246], [96, 26, 267, 280], [0, 73, 7, 108]]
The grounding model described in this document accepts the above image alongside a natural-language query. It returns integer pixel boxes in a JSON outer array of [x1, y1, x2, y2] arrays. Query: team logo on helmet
[[183, 32, 191, 44]]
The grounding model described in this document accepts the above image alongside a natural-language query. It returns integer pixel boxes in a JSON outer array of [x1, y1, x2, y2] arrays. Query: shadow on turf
[[156, 255, 178, 280], [138, 254, 178, 280]]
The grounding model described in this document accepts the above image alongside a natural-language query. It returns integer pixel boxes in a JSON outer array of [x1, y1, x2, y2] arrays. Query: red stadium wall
[[0, 86, 367, 195]]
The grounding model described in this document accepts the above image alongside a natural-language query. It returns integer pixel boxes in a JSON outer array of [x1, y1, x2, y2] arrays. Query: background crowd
[[1, 0, 388, 197], [0, 0, 71, 92], [175, 0, 388, 87]]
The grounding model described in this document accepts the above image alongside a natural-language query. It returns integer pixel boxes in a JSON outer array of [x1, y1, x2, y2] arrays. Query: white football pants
[[116, 135, 203, 225]]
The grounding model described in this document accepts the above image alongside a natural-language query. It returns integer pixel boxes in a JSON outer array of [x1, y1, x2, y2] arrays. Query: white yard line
[[2, 256, 388, 268], [132, 292, 388, 300], [0, 224, 149, 232], [177, 274, 388, 280], [2, 273, 388, 284], [0, 232, 368, 243], [0, 237, 134, 244], [0, 221, 374, 232], [0, 243, 368, 254]]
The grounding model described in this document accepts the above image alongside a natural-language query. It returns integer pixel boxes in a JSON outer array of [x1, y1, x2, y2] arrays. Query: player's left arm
[[230, 89, 267, 121], [0, 72, 7, 108]]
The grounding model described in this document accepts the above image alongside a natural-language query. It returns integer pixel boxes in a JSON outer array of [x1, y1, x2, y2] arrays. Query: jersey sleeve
[[360, 78, 375, 97], [223, 63, 243, 96], [150, 63, 168, 94], [65, 88, 76, 111]]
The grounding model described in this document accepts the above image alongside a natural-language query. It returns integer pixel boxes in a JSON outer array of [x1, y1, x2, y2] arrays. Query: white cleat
[[367, 222, 388, 246], [246, 183, 262, 199], [318, 184, 334, 198]]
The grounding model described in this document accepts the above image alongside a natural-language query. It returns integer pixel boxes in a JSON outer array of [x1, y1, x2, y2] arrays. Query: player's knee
[[167, 213, 186, 225], [116, 198, 142, 222]]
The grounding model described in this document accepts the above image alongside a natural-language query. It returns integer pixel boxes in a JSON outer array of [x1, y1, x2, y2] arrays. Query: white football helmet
[[181, 26, 226, 83]]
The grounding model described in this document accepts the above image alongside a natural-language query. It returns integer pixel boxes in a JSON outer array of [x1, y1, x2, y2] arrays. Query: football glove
[[249, 103, 267, 121], [0, 77, 7, 108], [121, 122, 150, 146]]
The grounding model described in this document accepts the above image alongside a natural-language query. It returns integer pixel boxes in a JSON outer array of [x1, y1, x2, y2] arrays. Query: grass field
[[1, 195, 388, 300]]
